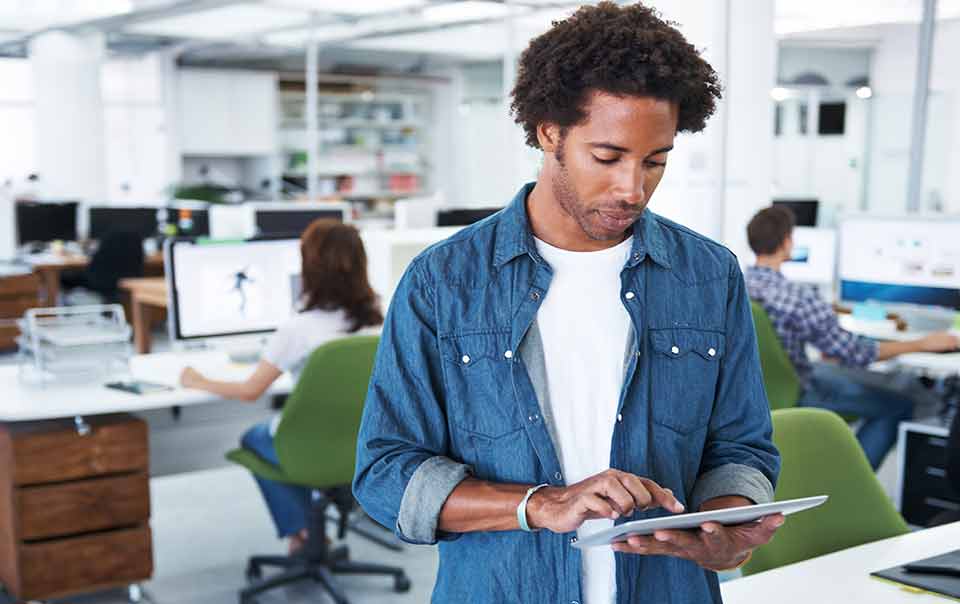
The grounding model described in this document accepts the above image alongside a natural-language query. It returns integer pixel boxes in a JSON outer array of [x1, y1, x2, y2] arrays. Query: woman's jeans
[[241, 420, 311, 538]]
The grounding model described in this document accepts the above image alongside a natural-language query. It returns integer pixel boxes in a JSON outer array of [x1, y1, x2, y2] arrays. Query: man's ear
[[537, 122, 562, 153]]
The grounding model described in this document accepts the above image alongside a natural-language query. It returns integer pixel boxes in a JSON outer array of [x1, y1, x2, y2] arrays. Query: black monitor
[[88, 206, 160, 240], [772, 199, 819, 227], [16, 201, 79, 244], [436, 207, 501, 227], [167, 206, 210, 238], [254, 208, 346, 237]]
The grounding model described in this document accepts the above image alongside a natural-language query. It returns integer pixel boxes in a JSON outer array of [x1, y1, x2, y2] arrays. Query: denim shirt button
[[528, 413, 539, 422], [530, 290, 541, 301], [461, 355, 470, 364], [624, 291, 635, 300], [554, 471, 562, 481], [671, 345, 679, 355], [504, 350, 514, 359], [617, 413, 623, 422], [708, 347, 716, 357], [632, 252, 641, 261], [569, 537, 578, 545]]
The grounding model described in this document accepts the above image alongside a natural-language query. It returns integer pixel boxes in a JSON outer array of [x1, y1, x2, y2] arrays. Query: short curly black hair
[[510, 2, 722, 149]]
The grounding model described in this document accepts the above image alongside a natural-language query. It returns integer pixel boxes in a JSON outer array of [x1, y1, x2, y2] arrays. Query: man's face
[[547, 91, 679, 242]]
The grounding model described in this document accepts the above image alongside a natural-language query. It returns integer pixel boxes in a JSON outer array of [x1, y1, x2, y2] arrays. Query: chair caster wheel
[[394, 574, 411, 593]]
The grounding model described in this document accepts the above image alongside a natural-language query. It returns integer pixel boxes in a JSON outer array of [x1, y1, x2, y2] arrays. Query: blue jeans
[[798, 364, 915, 470], [241, 421, 311, 538]]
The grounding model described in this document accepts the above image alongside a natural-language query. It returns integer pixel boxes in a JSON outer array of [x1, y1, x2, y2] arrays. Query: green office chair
[[742, 408, 909, 575], [226, 335, 410, 604], [750, 301, 802, 410]]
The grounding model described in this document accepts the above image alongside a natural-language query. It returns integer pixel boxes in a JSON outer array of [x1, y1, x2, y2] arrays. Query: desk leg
[[36, 268, 60, 306], [131, 299, 152, 354]]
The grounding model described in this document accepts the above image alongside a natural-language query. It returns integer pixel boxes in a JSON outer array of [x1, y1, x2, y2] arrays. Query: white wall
[[864, 19, 960, 214], [440, 0, 777, 258], [777, 46, 870, 86], [648, 0, 777, 262]]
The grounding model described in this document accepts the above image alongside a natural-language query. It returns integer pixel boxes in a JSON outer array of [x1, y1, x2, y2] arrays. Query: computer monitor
[[166, 205, 210, 238], [15, 201, 78, 244], [773, 199, 819, 227], [781, 227, 837, 285], [165, 237, 302, 341], [839, 216, 960, 309], [88, 206, 160, 240], [253, 202, 349, 237], [436, 207, 501, 227]]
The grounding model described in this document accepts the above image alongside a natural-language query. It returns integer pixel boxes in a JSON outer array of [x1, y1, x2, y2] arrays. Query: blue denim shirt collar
[[492, 182, 673, 270]]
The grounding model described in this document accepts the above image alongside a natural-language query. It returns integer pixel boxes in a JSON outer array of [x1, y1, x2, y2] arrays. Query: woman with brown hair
[[179, 218, 383, 552]]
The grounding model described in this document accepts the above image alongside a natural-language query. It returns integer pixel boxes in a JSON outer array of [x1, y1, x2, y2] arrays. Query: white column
[[305, 33, 319, 201], [29, 31, 107, 201], [0, 187, 14, 260], [721, 0, 777, 262]]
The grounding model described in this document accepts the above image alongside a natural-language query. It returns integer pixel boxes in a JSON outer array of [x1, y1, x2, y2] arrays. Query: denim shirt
[[354, 183, 780, 604]]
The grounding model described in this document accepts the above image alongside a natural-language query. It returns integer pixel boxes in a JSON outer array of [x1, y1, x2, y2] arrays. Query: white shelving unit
[[278, 86, 432, 209]]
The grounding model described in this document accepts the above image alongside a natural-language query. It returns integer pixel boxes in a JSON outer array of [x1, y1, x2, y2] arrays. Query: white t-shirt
[[262, 308, 380, 435], [534, 235, 633, 604]]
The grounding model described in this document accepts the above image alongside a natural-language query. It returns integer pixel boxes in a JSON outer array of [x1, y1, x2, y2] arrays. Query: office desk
[[119, 277, 167, 354], [0, 350, 293, 422], [0, 350, 291, 601], [839, 314, 925, 342], [898, 351, 960, 379], [721, 522, 960, 603], [25, 252, 164, 305]]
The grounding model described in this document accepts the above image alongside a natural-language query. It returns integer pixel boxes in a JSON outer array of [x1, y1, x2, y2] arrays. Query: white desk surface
[[0, 350, 294, 422], [839, 315, 927, 342], [897, 351, 960, 377], [721, 522, 960, 603]]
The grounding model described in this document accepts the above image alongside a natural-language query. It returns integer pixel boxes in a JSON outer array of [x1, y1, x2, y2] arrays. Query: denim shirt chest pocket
[[648, 327, 726, 435], [439, 329, 526, 478]]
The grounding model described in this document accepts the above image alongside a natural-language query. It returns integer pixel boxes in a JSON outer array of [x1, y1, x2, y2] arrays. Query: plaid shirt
[[745, 265, 877, 385]]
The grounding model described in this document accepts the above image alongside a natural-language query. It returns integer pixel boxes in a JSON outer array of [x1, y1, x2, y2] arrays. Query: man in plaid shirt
[[745, 206, 958, 469]]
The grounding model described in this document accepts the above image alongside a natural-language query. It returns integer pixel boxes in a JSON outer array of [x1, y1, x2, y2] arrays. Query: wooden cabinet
[[0, 414, 153, 601], [0, 273, 40, 351]]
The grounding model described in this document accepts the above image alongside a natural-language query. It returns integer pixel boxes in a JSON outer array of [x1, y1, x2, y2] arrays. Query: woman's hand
[[180, 366, 204, 389]]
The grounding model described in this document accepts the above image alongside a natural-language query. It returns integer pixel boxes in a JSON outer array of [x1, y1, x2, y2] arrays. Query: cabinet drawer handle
[[74, 416, 91, 437], [925, 497, 960, 511]]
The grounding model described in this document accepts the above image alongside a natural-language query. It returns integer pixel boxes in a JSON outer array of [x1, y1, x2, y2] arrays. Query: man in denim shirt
[[354, 4, 781, 603]]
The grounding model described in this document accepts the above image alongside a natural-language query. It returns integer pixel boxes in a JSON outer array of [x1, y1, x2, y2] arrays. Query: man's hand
[[526, 469, 684, 534], [610, 495, 784, 571], [919, 331, 960, 353]]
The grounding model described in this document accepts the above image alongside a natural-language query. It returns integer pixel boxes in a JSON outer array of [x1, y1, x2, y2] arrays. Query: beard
[[551, 144, 639, 242]]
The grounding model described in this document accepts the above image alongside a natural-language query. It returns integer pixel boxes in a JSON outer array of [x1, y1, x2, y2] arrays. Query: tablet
[[572, 495, 827, 549]]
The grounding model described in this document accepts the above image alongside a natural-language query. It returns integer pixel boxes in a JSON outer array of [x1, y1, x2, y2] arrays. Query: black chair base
[[239, 490, 410, 604]]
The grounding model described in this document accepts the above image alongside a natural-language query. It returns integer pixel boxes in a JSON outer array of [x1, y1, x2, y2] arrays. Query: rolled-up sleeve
[[691, 260, 781, 512], [352, 258, 471, 545]]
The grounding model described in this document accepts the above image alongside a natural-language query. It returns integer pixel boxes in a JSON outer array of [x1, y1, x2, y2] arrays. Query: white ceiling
[[2, 0, 960, 62]]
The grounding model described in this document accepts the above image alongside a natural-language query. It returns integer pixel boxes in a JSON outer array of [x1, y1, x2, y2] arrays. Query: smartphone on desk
[[105, 380, 174, 395]]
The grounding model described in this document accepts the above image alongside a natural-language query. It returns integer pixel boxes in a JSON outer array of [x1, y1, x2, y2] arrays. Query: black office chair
[[62, 231, 144, 304]]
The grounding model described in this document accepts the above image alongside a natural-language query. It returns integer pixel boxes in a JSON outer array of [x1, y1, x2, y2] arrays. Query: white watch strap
[[517, 483, 549, 532]]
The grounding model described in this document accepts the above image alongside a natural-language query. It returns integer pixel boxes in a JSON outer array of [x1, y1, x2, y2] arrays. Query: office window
[[818, 102, 846, 135]]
